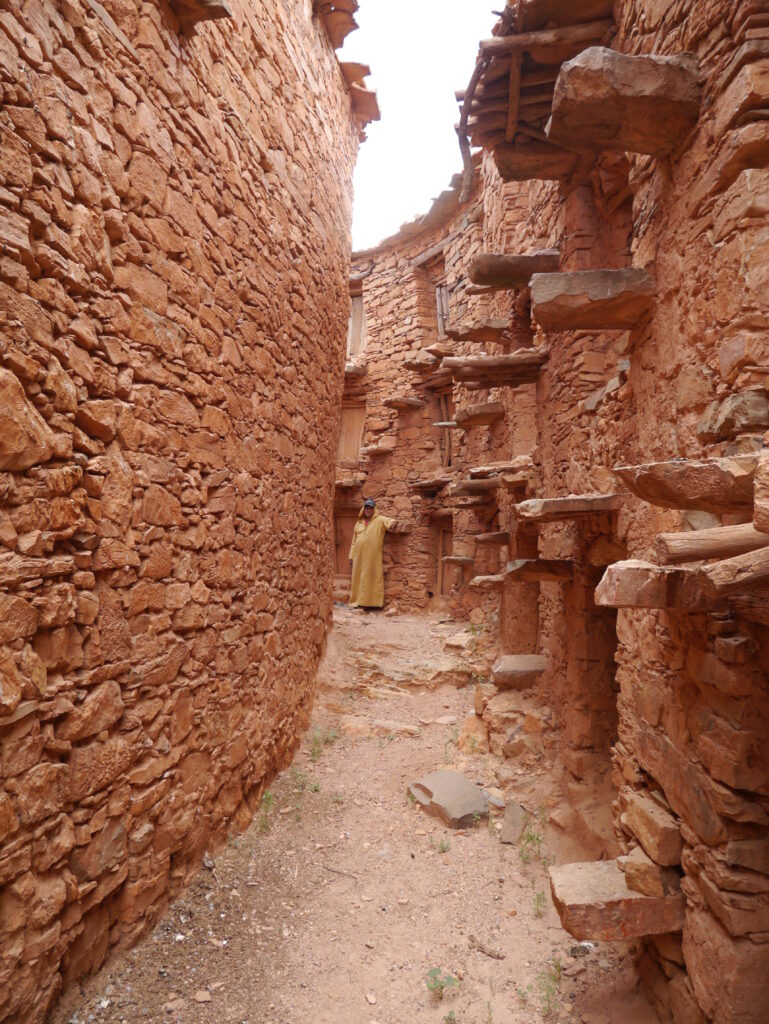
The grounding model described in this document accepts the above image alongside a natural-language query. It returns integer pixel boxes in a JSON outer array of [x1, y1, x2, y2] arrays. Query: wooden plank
[[615, 454, 758, 515], [478, 19, 613, 58], [701, 545, 769, 595], [505, 52, 523, 142], [506, 558, 573, 582], [655, 524, 769, 565], [514, 494, 622, 522]]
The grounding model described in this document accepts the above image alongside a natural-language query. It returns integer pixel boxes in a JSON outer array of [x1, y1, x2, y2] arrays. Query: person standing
[[348, 498, 397, 609]]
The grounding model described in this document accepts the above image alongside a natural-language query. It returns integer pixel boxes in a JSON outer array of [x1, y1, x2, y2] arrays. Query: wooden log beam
[[448, 478, 501, 497], [595, 559, 723, 611], [506, 558, 573, 582], [700, 546, 769, 595], [478, 19, 613, 58], [443, 555, 474, 566], [383, 396, 425, 411], [469, 573, 505, 591], [615, 454, 759, 515], [469, 251, 560, 288], [443, 350, 548, 372], [514, 494, 622, 523], [455, 402, 505, 429], [473, 531, 510, 546], [655, 524, 769, 565], [505, 52, 522, 141]]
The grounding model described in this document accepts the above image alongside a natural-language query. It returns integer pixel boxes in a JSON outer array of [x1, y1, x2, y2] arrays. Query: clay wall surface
[[0, 1, 357, 1021], [458, 2, 769, 1022]]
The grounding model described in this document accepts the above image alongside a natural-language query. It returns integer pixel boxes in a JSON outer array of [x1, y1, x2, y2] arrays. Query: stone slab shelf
[[335, 477, 365, 490], [469, 573, 505, 591], [492, 654, 547, 691], [615, 453, 759, 515], [549, 859, 686, 941], [469, 459, 532, 478], [403, 353, 439, 372], [383, 396, 426, 411], [655, 523, 769, 565], [530, 269, 655, 331], [595, 559, 723, 613], [409, 475, 452, 494], [493, 139, 579, 183], [422, 369, 453, 391], [425, 342, 454, 358], [514, 494, 622, 523], [360, 442, 395, 457], [445, 319, 513, 345], [506, 558, 573, 582], [344, 360, 367, 378], [455, 402, 505, 429], [433, 420, 459, 429], [443, 349, 548, 389], [172, 0, 233, 30], [448, 478, 500, 498], [443, 555, 474, 567], [546, 48, 701, 157], [499, 472, 530, 492], [473, 531, 510, 546], [468, 250, 560, 289]]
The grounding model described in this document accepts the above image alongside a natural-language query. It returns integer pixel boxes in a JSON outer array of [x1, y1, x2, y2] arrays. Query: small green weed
[[536, 959, 563, 1017], [533, 890, 546, 917], [309, 781, 320, 793], [256, 789, 274, 834], [443, 1012, 457, 1024], [516, 984, 531, 1004], [518, 825, 544, 866], [309, 727, 338, 762], [426, 967, 458, 1000], [331, 793, 345, 804], [291, 767, 308, 793]]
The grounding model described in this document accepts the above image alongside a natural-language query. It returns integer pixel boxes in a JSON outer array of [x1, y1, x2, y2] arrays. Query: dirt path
[[54, 609, 657, 1024]]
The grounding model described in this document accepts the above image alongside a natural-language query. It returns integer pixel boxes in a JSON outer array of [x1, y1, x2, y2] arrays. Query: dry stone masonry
[[341, 2, 769, 1022], [0, 1, 372, 1021]]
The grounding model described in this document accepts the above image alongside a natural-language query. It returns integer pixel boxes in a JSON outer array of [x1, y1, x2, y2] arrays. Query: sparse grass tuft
[[536, 958, 563, 1017], [256, 789, 274, 834], [518, 825, 545, 866], [533, 890, 546, 917], [309, 727, 338, 762]]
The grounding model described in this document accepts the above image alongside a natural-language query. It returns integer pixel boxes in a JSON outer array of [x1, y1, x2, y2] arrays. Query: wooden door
[[334, 514, 358, 576], [338, 404, 366, 469]]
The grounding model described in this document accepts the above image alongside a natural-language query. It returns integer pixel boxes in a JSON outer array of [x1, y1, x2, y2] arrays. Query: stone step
[[531, 268, 655, 330], [549, 859, 686, 941], [468, 250, 560, 289], [614, 453, 759, 515], [491, 654, 547, 690], [547, 47, 701, 157]]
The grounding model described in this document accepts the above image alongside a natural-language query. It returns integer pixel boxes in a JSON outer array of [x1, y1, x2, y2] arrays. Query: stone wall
[[0, 2, 357, 1020]]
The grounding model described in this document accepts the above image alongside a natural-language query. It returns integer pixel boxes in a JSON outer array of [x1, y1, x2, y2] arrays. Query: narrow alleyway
[[53, 609, 657, 1024]]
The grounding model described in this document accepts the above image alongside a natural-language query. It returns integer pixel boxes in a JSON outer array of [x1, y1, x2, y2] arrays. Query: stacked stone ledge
[[0, 1, 359, 1021]]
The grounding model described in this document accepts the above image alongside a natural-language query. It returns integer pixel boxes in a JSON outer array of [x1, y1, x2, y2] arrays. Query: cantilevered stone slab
[[549, 859, 686, 940], [493, 141, 578, 183], [491, 655, 547, 690], [615, 454, 759, 515], [531, 269, 655, 330], [469, 250, 560, 288], [408, 770, 488, 828], [547, 47, 701, 156]]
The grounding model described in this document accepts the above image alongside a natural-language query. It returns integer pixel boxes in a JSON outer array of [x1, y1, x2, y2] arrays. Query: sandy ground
[[53, 608, 659, 1024]]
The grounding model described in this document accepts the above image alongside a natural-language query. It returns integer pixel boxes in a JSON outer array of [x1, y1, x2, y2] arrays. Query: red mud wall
[[0, 2, 356, 1020]]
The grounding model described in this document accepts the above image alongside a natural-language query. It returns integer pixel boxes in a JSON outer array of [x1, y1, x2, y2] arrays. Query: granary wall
[[0, 1, 358, 1020], [458, 2, 769, 1022]]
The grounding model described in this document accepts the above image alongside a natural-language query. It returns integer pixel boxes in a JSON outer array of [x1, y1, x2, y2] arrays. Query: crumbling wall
[[0, 1, 357, 1020]]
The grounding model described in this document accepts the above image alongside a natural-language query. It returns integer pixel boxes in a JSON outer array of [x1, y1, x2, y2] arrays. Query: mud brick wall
[[0, 1, 357, 1020]]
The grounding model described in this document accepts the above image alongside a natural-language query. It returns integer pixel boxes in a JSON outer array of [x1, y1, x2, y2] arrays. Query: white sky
[[341, 1, 494, 252]]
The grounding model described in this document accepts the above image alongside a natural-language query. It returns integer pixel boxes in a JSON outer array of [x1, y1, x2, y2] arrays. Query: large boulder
[[408, 770, 488, 828]]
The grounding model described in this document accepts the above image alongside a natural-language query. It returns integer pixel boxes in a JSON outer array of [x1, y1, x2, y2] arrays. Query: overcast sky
[[341, 1, 493, 251]]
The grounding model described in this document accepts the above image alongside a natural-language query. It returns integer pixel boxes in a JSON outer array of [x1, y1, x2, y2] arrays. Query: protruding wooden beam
[[547, 48, 701, 157], [469, 250, 560, 289], [615, 454, 759, 515], [531, 269, 655, 330], [505, 53, 523, 142], [445, 319, 512, 344], [448, 478, 501, 497], [700, 546, 769, 595], [655, 524, 769, 565], [443, 555, 474, 567], [549, 860, 686, 941], [506, 558, 573, 582], [469, 573, 505, 591], [443, 349, 548, 388], [492, 654, 547, 690], [514, 494, 622, 523], [595, 559, 722, 612], [473, 531, 510, 546], [478, 19, 613, 58], [383, 396, 425, 411], [455, 402, 505, 429]]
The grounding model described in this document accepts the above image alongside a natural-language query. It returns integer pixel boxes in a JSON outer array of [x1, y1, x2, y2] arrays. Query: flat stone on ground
[[408, 769, 489, 828], [500, 801, 528, 844]]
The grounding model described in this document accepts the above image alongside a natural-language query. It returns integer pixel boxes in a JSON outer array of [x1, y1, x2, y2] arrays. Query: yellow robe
[[348, 510, 394, 608]]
